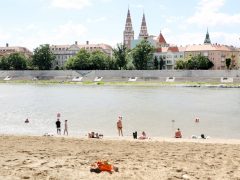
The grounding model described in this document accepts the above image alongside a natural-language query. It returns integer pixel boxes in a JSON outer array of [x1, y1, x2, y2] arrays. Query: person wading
[[117, 116, 123, 136]]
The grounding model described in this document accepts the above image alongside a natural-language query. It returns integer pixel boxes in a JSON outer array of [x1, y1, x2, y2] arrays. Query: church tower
[[204, 29, 211, 44], [123, 8, 134, 49], [138, 13, 149, 39]]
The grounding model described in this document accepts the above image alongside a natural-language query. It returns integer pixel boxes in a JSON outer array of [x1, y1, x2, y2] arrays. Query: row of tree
[[0, 41, 216, 70], [64, 40, 156, 70], [175, 55, 214, 70], [0, 44, 55, 70]]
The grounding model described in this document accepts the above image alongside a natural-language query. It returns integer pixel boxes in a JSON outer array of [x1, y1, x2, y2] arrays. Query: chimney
[[6, 43, 9, 47], [75, 41, 78, 45], [86, 41, 89, 45]]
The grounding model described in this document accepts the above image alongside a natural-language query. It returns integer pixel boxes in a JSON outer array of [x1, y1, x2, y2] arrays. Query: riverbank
[[1, 80, 240, 88], [0, 135, 240, 180]]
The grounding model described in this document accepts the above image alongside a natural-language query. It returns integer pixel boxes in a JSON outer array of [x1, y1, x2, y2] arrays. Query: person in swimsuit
[[117, 116, 123, 136]]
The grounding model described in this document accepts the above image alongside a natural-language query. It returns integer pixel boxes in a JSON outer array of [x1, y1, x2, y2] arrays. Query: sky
[[0, 0, 240, 50]]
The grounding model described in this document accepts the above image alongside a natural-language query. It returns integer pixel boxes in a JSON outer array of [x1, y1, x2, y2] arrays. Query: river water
[[0, 84, 239, 139]]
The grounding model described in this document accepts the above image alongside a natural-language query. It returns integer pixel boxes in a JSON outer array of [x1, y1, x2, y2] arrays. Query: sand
[[0, 135, 240, 180]]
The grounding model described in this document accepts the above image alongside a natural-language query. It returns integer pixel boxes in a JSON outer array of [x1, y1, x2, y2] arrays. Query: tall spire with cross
[[123, 8, 134, 49], [138, 13, 149, 39]]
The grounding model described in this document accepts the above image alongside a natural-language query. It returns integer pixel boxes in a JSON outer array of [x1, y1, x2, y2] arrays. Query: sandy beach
[[0, 136, 240, 180]]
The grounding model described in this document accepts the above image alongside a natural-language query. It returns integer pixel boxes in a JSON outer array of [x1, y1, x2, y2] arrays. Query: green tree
[[132, 40, 154, 70], [159, 57, 164, 70], [0, 56, 10, 70], [32, 44, 55, 70], [225, 58, 231, 69], [65, 49, 91, 70], [106, 57, 118, 70], [113, 44, 128, 70], [175, 59, 186, 70], [89, 50, 108, 70], [184, 55, 213, 70], [153, 56, 159, 70], [7, 53, 27, 70]]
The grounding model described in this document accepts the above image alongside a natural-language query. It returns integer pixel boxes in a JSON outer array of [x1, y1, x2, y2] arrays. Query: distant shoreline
[[1, 134, 240, 145], [1, 80, 240, 88]]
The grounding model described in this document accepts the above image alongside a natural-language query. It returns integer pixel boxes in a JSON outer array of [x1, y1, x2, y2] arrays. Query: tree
[[89, 50, 108, 70], [0, 56, 10, 70], [185, 55, 213, 70], [132, 40, 154, 70], [175, 59, 186, 70], [113, 44, 128, 70], [32, 44, 55, 70], [153, 56, 159, 70], [65, 49, 91, 70], [159, 57, 164, 70], [175, 55, 213, 70], [7, 53, 27, 70], [225, 58, 231, 70]]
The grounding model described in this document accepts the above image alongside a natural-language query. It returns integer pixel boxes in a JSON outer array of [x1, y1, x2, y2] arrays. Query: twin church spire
[[138, 13, 149, 39], [123, 9, 149, 48]]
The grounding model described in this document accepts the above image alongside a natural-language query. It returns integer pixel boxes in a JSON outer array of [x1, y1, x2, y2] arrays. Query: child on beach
[[56, 119, 61, 135]]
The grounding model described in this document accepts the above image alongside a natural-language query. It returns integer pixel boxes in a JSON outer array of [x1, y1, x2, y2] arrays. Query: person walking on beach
[[117, 116, 123, 136], [64, 120, 68, 136], [56, 119, 61, 135]]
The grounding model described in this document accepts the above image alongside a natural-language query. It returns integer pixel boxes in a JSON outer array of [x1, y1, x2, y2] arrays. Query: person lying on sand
[[90, 160, 119, 174], [88, 132, 103, 139]]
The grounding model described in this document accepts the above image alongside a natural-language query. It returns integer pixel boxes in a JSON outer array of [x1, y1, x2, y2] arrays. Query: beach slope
[[0, 136, 240, 180]]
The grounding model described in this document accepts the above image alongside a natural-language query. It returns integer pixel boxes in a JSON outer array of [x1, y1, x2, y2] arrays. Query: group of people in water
[[26, 115, 205, 139]]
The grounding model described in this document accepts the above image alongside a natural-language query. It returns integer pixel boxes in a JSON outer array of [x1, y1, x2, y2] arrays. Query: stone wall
[[0, 70, 240, 83]]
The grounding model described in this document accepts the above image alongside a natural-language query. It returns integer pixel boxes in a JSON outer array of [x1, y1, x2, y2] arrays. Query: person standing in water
[[64, 120, 68, 136], [56, 119, 61, 135], [117, 116, 123, 136]]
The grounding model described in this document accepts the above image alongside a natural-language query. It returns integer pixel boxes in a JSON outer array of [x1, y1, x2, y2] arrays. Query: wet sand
[[0, 135, 240, 180]]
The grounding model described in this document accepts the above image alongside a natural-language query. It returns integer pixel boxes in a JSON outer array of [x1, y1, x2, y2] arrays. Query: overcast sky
[[0, 0, 240, 50]]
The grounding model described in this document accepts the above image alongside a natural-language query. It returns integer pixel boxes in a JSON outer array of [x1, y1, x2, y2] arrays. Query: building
[[156, 31, 169, 48], [51, 41, 113, 68], [0, 43, 32, 58], [130, 12, 155, 49], [154, 32, 185, 69], [138, 13, 149, 39], [185, 30, 240, 70], [123, 9, 134, 49]]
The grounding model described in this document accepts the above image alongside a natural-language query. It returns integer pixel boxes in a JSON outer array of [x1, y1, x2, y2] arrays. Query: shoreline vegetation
[[0, 135, 240, 179], [1, 80, 240, 88]]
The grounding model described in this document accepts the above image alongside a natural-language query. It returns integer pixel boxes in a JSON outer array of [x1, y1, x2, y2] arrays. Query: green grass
[[0, 80, 239, 87]]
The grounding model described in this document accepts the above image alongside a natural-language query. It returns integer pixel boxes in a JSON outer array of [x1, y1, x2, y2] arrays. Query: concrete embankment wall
[[0, 70, 240, 83]]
